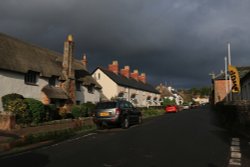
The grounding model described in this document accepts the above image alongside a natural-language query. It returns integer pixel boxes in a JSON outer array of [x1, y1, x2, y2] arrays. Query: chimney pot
[[138, 73, 146, 83], [131, 69, 139, 81], [82, 53, 87, 70], [108, 60, 119, 74], [120, 66, 130, 78], [67, 34, 73, 42]]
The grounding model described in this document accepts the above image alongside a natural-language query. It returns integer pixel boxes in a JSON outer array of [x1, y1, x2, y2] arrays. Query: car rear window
[[96, 102, 117, 109]]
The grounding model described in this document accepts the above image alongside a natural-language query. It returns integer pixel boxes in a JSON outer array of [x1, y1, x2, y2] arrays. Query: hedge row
[[1, 93, 96, 126]]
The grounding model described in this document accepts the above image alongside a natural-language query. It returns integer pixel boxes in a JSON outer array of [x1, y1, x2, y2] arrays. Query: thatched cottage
[[0, 33, 101, 111]]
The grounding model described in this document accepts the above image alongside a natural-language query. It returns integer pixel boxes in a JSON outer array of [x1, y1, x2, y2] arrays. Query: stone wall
[[0, 112, 15, 130], [215, 100, 250, 127]]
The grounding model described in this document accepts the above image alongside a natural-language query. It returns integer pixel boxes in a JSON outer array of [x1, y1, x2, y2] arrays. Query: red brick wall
[[214, 80, 231, 104]]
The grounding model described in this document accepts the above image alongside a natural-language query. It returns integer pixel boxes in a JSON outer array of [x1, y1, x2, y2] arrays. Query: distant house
[[192, 96, 209, 105], [156, 84, 183, 105], [0, 33, 101, 111], [92, 61, 161, 107]]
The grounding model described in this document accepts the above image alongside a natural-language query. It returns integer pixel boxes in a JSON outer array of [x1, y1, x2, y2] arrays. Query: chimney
[[138, 73, 146, 83], [62, 34, 74, 79], [120, 66, 130, 78], [61, 34, 76, 103], [82, 53, 88, 70], [131, 69, 139, 81], [108, 61, 119, 74]]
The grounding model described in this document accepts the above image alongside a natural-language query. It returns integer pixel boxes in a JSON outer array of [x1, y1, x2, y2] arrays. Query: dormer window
[[49, 76, 57, 86], [87, 84, 94, 94], [25, 71, 38, 85]]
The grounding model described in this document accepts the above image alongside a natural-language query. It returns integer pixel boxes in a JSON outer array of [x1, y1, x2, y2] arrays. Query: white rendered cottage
[[92, 61, 161, 107]]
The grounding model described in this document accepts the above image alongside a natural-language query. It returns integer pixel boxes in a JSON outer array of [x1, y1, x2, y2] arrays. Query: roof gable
[[96, 67, 159, 94]]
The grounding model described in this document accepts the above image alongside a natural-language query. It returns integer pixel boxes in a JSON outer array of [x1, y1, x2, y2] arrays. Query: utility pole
[[225, 57, 228, 102], [227, 42, 232, 101]]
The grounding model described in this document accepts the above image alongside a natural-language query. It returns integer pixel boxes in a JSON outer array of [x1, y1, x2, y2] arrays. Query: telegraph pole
[[225, 57, 228, 102], [227, 42, 232, 101]]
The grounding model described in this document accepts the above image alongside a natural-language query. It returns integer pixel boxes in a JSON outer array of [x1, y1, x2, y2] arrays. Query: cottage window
[[87, 84, 94, 94], [49, 76, 56, 86], [25, 71, 38, 85], [98, 73, 101, 80], [76, 101, 81, 105], [76, 81, 81, 91]]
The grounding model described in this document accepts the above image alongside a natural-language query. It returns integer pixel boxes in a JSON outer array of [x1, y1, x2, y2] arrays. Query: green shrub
[[6, 98, 31, 124], [71, 105, 82, 118], [24, 98, 45, 124], [162, 98, 176, 107], [141, 108, 165, 118], [81, 102, 96, 117], [1, 93, 24, 111], [44, 104, 60, 121]]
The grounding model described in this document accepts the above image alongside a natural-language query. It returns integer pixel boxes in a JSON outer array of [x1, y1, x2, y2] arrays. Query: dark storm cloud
[[1, 0, 250, 88]]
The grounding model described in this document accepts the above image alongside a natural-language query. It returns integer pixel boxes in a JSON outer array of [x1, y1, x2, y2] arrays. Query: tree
[[162, 98, 176, 107]]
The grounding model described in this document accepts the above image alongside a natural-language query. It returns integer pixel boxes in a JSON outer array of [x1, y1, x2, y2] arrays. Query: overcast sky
[[1, 0, 250, 88]]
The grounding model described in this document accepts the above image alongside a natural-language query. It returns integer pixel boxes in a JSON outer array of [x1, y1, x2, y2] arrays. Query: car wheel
[[121, 117, 129, 129]]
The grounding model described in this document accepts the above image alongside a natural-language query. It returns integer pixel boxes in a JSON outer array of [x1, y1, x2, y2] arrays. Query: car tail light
[[115, 108, 121, 115]]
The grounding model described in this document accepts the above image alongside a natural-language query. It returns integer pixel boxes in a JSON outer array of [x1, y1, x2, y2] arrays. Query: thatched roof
[[42, 85, 68, 99], [0, 33, 62, 77], [0, 33, 99, 87], [75, 70, 102, 89], [155, 85, 173, 98]]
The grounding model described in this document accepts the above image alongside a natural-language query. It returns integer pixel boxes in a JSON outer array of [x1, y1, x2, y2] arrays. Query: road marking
[[229, 158, 241, 166], [228, 138, 241, 167], [230, 146, 240, 152], [231, 152, 241, 159], [41, 133, 97, 149], [232, 138, 240, 142], [66, 133, 97, 143], [231, 141, 240, 146]]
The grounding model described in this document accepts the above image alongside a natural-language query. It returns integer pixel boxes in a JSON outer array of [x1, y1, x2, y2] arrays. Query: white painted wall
[[92, 68, 161, 107], [117, 85, 161, 107], [92, 69, 118, 100], [0, 70, 48, 111], [76, 86, 100, 104]]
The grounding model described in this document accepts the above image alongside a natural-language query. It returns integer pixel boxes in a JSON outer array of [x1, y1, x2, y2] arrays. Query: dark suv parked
[[92, 100, 142, 129]]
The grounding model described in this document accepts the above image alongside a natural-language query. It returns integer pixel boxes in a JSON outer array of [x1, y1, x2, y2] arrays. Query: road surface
[[0, 106, 231, 167]]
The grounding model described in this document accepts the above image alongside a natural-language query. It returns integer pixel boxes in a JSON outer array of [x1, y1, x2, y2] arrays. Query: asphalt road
[[0, 106, 231, 167]]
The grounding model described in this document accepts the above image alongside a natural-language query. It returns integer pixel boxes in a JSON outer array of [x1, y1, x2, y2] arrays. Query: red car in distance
[[165, 105, 178, 113]]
